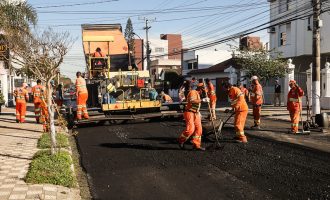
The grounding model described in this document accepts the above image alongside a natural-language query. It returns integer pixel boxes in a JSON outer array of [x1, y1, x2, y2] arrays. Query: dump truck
[[62, 24, 184, 129]]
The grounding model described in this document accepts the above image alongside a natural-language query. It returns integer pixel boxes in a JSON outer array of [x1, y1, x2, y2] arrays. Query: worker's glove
[[202, 97, 210, 103]]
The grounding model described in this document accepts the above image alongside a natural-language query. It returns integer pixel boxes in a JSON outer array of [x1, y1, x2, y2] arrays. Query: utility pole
[[143, 18, 151, 71], [312, 0, 321, 115]]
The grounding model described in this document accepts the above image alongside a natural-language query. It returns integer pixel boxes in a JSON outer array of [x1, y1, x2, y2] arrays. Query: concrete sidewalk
[[0, 105, 80, 200]]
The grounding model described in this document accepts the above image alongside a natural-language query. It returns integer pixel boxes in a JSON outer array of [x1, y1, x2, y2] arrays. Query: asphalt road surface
[[76, 119, 330, 200]]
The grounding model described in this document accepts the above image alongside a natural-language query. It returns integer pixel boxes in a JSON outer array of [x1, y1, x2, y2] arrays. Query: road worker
[[14, 83, 29, 123], [75, 71, 89, 120], [224, 82, 248, 143], [250, 76, 263, 129], [287, 80, 304, 134], [205, 78, 217, 120], [31, 79, 44, 123], [160, 91, 173, 103], [178, 82, 208, 151], [39, 87, 49, 132], [240, 84, 249, 103], [93, 47, 106, 58]]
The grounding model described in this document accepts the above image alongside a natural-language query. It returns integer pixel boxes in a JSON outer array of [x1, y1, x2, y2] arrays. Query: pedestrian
[[160, 91, 173, 103], [177, 82, 209, 151], [274, 80, 281, 107], [287, 80, 304, 134], [205, 78, 217, 120], [224, 82, 248, 143], [14, 82, 29, 123], [31, 79, 45, 123], [191, 77, 198, 90], [55, 84, 64, 107], [250, 76, 263, 129], [75, 71, 89, 120]]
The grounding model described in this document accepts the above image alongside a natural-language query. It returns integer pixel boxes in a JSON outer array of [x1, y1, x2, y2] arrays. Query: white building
[[269, 0, 330, 62]]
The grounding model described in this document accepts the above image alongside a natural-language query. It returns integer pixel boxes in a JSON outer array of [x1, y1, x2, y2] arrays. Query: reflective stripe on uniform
[[291, 123, 299, 127], [236, 131, 245, 136], [289, 98, 301, 102]]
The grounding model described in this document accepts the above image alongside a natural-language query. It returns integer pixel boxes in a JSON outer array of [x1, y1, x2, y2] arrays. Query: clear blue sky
[[28, 0, 269, 79]]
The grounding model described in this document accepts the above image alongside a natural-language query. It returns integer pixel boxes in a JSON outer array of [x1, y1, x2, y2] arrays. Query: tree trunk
[[47, 81, 57, 154]]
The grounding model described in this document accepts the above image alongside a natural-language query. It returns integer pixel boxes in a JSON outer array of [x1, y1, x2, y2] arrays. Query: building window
[[155, 47, 164, 53], [279, 0, 291, 13], [187, 62, 198, 70], [279, 32, 287, 46]]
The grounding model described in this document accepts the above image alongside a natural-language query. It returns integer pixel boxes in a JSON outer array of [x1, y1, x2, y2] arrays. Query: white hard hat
[[251, 76, 258, 81]]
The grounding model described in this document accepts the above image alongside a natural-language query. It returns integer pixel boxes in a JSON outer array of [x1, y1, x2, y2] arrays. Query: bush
[[25, 150, 76, 187]]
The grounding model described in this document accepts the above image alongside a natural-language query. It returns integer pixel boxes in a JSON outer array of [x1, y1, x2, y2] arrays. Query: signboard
[[0, 34, 9, 64]]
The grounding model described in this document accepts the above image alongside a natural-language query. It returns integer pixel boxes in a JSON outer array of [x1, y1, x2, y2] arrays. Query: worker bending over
[[178, 81, 208, 151], [287, 80, 304, 134], [75, 71, 89, 120], [31, 79, 45, 123], [250, 76, 263, 129], [160, 91, 173, 103], [14, 83, 29, 123], [224, 83, 248, 143], [205, 78, 217, 120]]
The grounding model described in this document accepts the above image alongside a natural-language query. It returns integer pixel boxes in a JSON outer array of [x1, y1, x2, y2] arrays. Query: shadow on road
[[130, 136, 177, 144], [99, 143, 180, 151]]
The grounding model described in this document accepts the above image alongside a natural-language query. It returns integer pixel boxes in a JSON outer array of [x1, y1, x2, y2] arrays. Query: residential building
[[133, 38, 144, 70], [181, 49, 198, 76], [268, 0, 330, 71], [148, 34, 182, 84]]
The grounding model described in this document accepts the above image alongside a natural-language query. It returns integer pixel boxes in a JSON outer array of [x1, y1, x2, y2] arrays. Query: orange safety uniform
[[240, 87, 249, 102], [287, 86, 304, 133], [178, 90, 202, 148], [32, 84, 45, 122], [39, 88, 49, 132], [14, 87, 29, 123], [228, 87, 248, 143], [207, 82, 217, 119], [76, 77, 89, 120], [163, 94, 173, 103], [250, 81, 263, 126]]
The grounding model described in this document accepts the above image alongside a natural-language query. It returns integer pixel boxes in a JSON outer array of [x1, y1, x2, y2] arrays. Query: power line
[[35, 0, 119, 9]]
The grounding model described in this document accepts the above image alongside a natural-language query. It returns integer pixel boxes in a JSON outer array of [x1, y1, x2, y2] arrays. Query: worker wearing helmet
[[31, 79, 45, 123], [178, 82, 207, 151], [224, 82, 248, 143], [75, 71, 89, 120], [250, 76, 263, 129], [14, 83, 29, 123], [205, 78, 217, 120], [287, 80, 304, 134]]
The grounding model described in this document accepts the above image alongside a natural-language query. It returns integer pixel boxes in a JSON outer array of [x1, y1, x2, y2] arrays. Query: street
[[75, 119, 330, 200]]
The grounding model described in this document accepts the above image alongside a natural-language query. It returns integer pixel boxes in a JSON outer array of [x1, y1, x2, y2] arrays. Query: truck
[[62, 24, 184, 129]]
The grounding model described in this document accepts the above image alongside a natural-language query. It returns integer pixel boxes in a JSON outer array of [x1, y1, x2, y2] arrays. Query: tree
[[124, 18, 135, 57], [10, 28, 74, 154], [234, 49, 287, 84], [0, 0, 37, 37]]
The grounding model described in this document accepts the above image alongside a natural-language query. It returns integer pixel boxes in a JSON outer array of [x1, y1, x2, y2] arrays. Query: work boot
[[192, 146, 206, 151], [236, 135, 248, 143], [287, 130, 297, 135], [178, 142, 185, 150], [250, 125, 261, 130], [16, 119, 20, 123]]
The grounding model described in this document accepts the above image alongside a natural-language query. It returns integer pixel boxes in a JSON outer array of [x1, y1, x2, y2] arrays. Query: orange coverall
[[287, 86, 304, 133], [207, 82, 217, 119], [178, 90, 202, 148], [14, 87, 29, 123], [39, 89, 49, 132], [250, 81, 263, 126], [32, 84, 44, 122], [76, 77, 89, 120], [229, 87, 248, 143], [163, 94, 173, 103]]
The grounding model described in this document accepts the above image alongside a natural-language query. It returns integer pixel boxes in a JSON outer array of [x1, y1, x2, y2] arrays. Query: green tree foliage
[[234, 49, 287, 83], [124, 18, 135, 56], [0, 1, 37, 36]]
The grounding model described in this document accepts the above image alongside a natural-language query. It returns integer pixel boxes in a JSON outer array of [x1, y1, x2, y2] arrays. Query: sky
[[27, 0, 270, 80]]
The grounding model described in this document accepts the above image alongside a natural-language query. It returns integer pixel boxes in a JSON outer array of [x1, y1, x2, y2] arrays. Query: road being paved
[[75, 119, 330, 200]]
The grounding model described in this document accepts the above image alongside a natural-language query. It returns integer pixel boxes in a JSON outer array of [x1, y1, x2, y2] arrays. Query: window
[[188, 61, 198, 70], [279, 0, 291, 13], [155, 47, 164, 53], [280, 32, 287, 46]]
